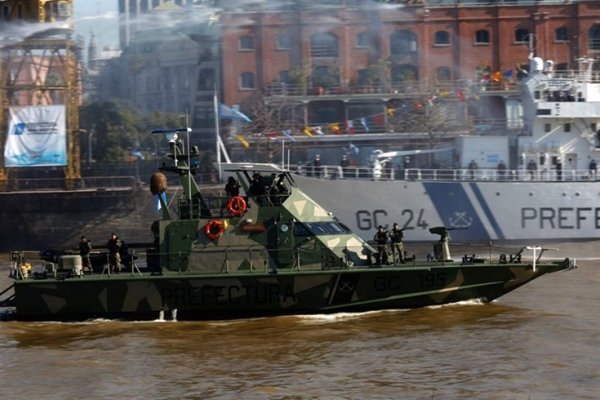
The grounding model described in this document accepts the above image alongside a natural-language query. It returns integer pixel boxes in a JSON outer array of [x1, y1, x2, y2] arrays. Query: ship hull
[[13, 262, 564, 321], [292, 175, 600, 242]]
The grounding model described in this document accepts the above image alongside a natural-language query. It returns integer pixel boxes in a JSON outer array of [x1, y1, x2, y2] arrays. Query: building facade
[[220, 0, 600, 126]]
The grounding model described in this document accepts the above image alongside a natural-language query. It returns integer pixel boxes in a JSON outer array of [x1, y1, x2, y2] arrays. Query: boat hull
[[292, 175, 600, 243], [13, 261, 565, 321]]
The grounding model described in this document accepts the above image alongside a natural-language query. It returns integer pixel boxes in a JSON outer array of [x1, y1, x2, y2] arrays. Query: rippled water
[[1, 243, 599, 399]]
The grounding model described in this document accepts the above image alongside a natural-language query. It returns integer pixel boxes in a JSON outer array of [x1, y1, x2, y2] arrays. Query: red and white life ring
[[226, 195, 247, 216], [204, 219, 225, 240]]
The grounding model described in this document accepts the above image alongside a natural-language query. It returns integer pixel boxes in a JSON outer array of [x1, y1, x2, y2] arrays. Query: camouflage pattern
[[6, 137, 573, 321]]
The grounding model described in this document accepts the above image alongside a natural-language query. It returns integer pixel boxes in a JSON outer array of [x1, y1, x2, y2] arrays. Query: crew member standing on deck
[[389, 223, 406, 264], [373, 225, 389, 265], [224, 176, 240, 198], [107, 233, 122, 272], [78, 235, 92, 272]]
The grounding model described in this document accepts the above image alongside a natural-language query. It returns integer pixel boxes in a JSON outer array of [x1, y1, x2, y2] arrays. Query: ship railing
[[5, 176, 138, 191], [292, 164, 599, 182]]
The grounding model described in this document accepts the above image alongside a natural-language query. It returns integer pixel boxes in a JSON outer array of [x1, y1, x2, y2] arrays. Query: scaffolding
[[0, 0, 80, 191]]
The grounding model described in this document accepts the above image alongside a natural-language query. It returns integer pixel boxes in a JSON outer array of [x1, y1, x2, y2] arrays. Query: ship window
[[544, 123, 551, 133], [295, 222, 351, 236], [534, 91, 540, 99], [564, 123, 571, 132], [591, 123, 596, 132]]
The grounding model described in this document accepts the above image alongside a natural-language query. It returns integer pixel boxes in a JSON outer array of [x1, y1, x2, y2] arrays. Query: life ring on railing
[[205, 219, 225, 240], [226, 195, 247, 216]]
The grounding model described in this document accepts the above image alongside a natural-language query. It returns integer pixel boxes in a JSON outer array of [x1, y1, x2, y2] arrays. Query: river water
[[0, 242, 599, 399]]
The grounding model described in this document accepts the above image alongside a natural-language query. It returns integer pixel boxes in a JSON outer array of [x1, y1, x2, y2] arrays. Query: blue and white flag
[[4, 105, 67, 167], [282, 129, 296, 142], [156, 192, 168, 211], [219, 103, 252, 123]]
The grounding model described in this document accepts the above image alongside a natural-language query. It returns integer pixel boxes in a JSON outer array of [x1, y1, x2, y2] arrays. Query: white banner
[[4, 105, 67, 167]]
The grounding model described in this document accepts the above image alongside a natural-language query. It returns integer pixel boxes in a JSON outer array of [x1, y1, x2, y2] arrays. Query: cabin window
[[534, 90, 540, 100], [591, 123, 597, 132], [294, 222, 351, 236], [544, 123, 551, 133], [564, 123, 571, 133]]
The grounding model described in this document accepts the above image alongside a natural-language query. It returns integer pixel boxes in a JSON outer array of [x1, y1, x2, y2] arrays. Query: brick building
[[220, 0, 600, 130]]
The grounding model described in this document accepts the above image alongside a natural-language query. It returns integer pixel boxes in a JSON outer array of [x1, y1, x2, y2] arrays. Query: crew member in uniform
[[78, 235, 92, 272], [107, 233, 122, 272], [389, 223, 406, 263], [373, 225, 389, 265], [224, 176, 240, 198]]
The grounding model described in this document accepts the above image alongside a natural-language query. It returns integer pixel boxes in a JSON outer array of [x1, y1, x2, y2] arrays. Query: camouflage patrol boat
[[1, 131, 574, 321]]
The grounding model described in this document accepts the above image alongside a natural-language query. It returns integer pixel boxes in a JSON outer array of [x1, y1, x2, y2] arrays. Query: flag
[[491, 71, 502, 82], [386, 107, 395, 117], [415, 102, 424, 111], [455, 89, 465, 101], [282, 129, 296, 142], [313, 126, 324, 136], [156, 192, 168, 211], [131, 149, 145, 160], [349, 142, 359, 155], [345, 120, 355, 134], [302, 127, 313, 137], [219, 103, 252, 123], [328, 123, 341, 134], [503, 69, 513, 79], [373, 114, 385, 127], [428, 96, 438, 106], [360, 118, 369, 132], [235, 134, 250, 148]]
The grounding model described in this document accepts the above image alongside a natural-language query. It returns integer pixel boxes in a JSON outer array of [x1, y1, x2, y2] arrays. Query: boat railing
[[292, 164, 599, 182]]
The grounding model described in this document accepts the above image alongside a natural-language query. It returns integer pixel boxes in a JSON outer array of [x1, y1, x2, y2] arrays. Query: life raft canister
[[226, 195, 247, 216], [205, 219, 225, 240]]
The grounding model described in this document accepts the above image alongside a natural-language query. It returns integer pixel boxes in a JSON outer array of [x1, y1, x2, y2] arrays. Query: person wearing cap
[[373, 225, 389, 265]]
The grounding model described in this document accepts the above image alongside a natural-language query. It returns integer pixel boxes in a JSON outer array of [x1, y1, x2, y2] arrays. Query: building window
[[357, 69, 369, 85], [390, 30, 417, 54], [515, 28, 529, 43], [311, 32, 339, 57], [357, 32, 369, 48], [436, 66, 451, 82], [590, 25, 600, 50], [239, 36, 254, 51], [240, 72, 255, 89], [391, 64, 418, 82], [475, 30, 489, 44], [555, 27, 568, 42], [434, 31, 450, 46], [277, 34, 291, 50], [278, 70, 290, 84]]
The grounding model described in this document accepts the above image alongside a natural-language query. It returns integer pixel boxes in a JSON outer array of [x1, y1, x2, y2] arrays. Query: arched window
[[515, 28, 529, 43], [475, 30, 489, 44], [390, 30, 417, 54], [555, 27, 568, 42], [239, 35, 254, 50], [356, 31, 369, 48], [589, 25, 600, 50], [240, 72, 255, 89], [311, 32, 339, 57], [434, 31, 450, 46], [391, 64, 418, 82], [436, 66, 451, 82]]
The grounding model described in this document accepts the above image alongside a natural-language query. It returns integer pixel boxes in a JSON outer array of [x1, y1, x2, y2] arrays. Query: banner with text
[[4, 105, 67, 167]]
